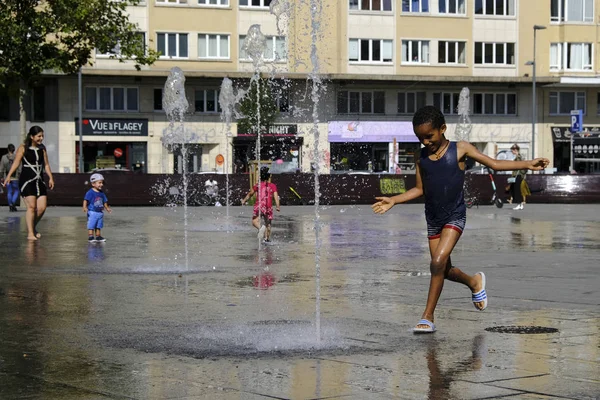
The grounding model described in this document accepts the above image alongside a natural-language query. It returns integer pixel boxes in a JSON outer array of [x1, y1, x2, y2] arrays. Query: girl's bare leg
[[416, 229, 484, 330]]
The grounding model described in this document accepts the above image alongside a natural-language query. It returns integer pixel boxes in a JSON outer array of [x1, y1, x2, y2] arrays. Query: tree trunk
[[19, 80, 27, 140]]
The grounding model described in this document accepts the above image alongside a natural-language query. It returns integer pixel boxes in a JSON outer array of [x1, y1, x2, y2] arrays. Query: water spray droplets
[[244, 25, 268, 69], [162, 67, 188, 121]]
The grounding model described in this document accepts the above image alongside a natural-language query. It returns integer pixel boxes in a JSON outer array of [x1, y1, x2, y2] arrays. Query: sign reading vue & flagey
[[75, 118, 148, 136]]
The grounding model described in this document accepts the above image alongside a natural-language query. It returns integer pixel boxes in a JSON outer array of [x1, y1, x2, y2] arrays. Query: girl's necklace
[[433, 140, 450, 160]]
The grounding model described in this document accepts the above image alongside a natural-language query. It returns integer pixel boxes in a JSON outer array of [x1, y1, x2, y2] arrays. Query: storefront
[[75, 118, 148, 173], [552, 126, 600, 174], [328, 121, 420, 173], [233, 124, 301, 173]]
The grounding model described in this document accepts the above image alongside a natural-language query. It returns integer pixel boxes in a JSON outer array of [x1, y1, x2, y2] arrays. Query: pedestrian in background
[[1, 144, 21, 211], [509, 144, 528, 210], [3, 126, 55, 240]]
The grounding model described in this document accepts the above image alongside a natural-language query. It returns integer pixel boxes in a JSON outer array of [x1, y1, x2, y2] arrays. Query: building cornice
[[45, 68, 563, 84]]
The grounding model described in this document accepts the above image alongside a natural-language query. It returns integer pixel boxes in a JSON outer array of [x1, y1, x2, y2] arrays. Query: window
[[198, 34, 230, 59], [474, 0, 515, 16], [398, 92, 426, 114], [239, 0, 271, 7], [195, 89, 221, 113], [275, 89, 290, 112], [433, 92, 459, 114], [349, 39, 393, 63], [337, 91, 385, 114], [474, 42, 514, 65], [97, 32, 146, 57], [270, 81, 290, 112], [402, 0, 429, 12], [402, 40, 429, 64], [439, 0, 465, 13], [156, 0, 188, 3], [157, 33, 188, 58], [349, 0, 393, 11], [239, 35, 286, 61], [438, 41, 466, 64], [550, 43, 593, 70], [85, 87, 139, 112], [0, 88, 9, 121], [31, 86, 45, 121], [154, 88, 163, 111], [551, 0, 593, 22], [199, 0, 228, 5], [473, 93, 517, 115], [549, 91, 586, 115]]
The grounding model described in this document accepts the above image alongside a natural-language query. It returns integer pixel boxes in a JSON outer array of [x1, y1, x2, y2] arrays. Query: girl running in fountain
[[3, 126, 55, 241], [241, 167, 280, 243], [372, 106, 549, 333]]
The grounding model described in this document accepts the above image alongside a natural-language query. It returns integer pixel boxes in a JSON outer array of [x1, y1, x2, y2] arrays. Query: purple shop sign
[[328, 121, 418, 143]]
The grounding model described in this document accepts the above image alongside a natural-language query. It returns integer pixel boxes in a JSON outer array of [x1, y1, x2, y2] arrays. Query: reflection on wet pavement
[[0, 205, 599, 399]]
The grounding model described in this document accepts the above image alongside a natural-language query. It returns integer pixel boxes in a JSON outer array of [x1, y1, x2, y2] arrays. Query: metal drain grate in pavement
[[485, 326, 558, 334]]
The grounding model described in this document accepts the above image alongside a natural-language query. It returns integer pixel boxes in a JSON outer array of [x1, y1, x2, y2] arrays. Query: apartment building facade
[[1, 0, 600, 174]]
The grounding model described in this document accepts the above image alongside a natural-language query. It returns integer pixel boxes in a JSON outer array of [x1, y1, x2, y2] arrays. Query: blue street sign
[[570, 110, 583, 133]]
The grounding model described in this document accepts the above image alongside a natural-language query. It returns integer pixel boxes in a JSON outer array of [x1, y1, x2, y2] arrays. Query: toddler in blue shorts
[[83, 173, 112, 242]]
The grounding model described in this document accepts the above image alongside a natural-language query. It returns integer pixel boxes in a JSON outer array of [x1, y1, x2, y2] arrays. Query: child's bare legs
[[251, 216, 260, 230], [416, 228, 484, 329], [95, 229, 102, 237], [266, 222, 272, 240], [88, 229, 94, 237]]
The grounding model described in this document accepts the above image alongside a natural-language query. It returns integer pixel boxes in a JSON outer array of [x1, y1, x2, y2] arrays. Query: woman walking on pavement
[[1, 143, 21, 211], [3, 126, 55, 240]]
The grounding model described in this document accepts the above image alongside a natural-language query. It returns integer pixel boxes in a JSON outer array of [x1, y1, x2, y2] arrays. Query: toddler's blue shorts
[[87, 211, 104, 230]]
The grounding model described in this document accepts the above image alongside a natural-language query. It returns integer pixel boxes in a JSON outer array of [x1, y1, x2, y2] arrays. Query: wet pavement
[[0, 204, 598, 399]]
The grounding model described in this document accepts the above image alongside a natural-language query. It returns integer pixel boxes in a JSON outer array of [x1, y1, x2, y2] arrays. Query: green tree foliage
[[0, 0, 158, 135], [237, 78, 279, 136]]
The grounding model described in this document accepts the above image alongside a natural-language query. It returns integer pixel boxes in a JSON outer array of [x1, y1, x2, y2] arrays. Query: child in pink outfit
[[241, 167, 280, 242]]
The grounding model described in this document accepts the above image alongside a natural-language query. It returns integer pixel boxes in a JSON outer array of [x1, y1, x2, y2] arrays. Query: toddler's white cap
[[90, 173, 104, 183]]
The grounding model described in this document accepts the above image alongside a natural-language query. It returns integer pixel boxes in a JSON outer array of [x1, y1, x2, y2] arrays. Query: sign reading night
[[238, 124, 298, 137], [75, 118, 148, 136]]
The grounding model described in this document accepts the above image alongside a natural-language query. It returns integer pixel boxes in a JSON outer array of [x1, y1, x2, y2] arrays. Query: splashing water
[[309, 0, 324, 342], [456, 87, 475, 203], [162, 67, 191, 271], [269, 0, 292, 36], [242, 25, 268, 246], [455, 87, 472, 142], [244, 25, 268, 70], [219, 78, 245, 223]]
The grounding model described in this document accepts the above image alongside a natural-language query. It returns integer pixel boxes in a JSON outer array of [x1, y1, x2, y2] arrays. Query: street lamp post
[[78, 68, 83, 173], [527, 25, 547, 160]]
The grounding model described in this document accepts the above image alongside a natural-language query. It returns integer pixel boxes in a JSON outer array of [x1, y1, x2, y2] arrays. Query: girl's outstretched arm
[[458, 141, 549, 172], [372, 152, 424, 214]]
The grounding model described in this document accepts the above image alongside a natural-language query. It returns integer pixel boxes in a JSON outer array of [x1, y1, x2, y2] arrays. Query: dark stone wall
[[2, 172, 600, 206]]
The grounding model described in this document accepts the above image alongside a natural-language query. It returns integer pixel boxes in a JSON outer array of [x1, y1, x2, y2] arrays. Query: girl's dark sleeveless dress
[[419, 142, 466, 235], [19, 146, 47, 197]]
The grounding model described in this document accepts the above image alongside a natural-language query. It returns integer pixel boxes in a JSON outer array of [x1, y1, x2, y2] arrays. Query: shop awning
[[328, 121, 418, 143]]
